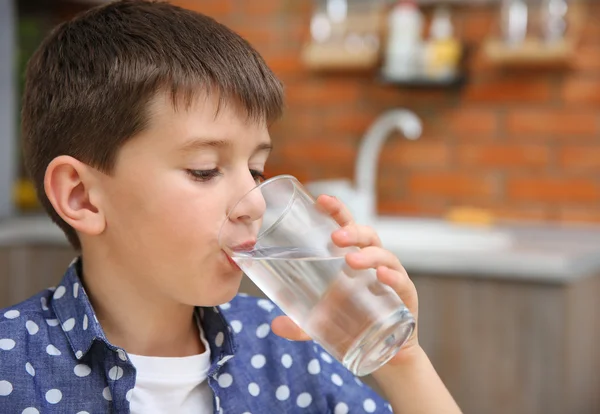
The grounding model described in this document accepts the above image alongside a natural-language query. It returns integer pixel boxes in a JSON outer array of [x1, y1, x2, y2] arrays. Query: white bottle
[[383, 0, 424, 81]]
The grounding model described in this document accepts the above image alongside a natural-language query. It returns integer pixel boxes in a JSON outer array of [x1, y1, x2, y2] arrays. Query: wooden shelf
[[483, 37, 576, 68]]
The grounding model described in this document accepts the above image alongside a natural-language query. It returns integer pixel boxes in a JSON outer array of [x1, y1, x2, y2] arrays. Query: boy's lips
[[231, 240, 257, 252]]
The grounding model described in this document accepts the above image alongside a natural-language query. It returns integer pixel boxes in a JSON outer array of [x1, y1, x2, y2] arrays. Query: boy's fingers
[[271, 316, 312, 341], [345, 246, 402, 272], [332, 224, 382, 248], [376, 266, 418, 316], [316, 195, 354, 227]]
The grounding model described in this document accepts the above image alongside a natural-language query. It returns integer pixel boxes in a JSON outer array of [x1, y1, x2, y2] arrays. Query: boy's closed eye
[[186, 168, 266, 183]]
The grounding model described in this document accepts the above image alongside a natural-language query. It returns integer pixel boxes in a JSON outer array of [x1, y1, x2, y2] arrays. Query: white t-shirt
[[127, 326, 213, 414]]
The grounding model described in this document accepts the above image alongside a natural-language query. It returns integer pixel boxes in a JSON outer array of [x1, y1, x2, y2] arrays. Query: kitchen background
[[1, 1, 600, 413]]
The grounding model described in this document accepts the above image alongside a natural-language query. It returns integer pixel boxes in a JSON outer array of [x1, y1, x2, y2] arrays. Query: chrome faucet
[[306, 109, 422, 223]]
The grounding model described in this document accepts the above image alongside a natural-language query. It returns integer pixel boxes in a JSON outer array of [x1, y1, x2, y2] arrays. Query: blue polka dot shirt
[[0, 259, 392, 413]]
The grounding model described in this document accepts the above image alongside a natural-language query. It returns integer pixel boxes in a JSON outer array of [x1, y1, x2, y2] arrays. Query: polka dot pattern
[[53, 286, 66, 300], [102, 387, 112, 401], [215, 332, 224, 347], [307, 359, 321, 375], [108, 366, 124, 381], [0, 339, 16, 351], [248, 382, 260, 397], [26, 321, 39, 335], [320, 352, 333, 363], [218, 373, 233, 388], [363, 398, 377, 412], [297, 392, 312, 408], [230, 320, 243, 333], [251, 354, 266, 369], [334, 402, 349, 414], [276, 385, 290, 401], [74, 364, 91, 377], [4, 310, 20, 319], [0, 380, 13, 396], [281, 354, 293, 368], [46, 345, 61, 356], [117, 349, 127, 361], [257, 299, 275, 312], [256, 323, 270, 338], [45, 389, 62, 404], [0, 266, 392, 413], [62, 318, 75, 332]]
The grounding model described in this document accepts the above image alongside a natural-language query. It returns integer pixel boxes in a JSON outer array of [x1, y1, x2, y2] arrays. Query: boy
[[0, 1, 461, 413]]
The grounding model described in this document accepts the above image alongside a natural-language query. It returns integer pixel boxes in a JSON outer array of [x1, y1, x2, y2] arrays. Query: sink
[[372, 216, 513, 252]]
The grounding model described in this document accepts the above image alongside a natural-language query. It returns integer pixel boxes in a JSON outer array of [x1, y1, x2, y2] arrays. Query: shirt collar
[[51, 257, 237, 367]]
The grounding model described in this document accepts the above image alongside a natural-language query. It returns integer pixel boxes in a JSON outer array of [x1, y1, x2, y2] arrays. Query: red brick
[[559, 146, 600, 171], [238, 0, 281, 16], [323, 111, 377, 136], [506, 110, 598, 136], [286, 81, 361, 107], [279, 140, 355, 163], [380, 141, 451, 168], [556, 207, 600, 224], [285, 19, 309, 46], [173, 0, 233, 17], [365, 85, 452, 108], [561, 78, 600, 105], [270, 111, 323, 140], [573, 46, 600, 72], [407, 172, 495, 199], [506, 177, 600, 203], [457, 144, 550, 169], [464, 78, 552, 103], [580, 15, 600, 46], [265, 164, 312, 184], [460, 10, 495, 43], [377, 200, 447, 217], [265, 51, 305, 77], [441, 108, 499, 136], [234, 26, 279, 47]]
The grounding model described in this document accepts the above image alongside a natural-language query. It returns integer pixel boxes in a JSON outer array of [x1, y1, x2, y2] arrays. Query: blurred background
[[1, 0, 600, 413]]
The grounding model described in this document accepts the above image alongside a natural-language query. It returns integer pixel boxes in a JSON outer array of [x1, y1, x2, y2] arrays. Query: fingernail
[[336, 230, 349, 239]]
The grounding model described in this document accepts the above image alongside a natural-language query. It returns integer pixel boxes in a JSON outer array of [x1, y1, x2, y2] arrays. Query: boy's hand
[[271, 194, 420, 366]]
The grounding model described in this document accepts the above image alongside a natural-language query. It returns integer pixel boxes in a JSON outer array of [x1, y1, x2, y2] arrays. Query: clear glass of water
[[219, 175, 415, 376]]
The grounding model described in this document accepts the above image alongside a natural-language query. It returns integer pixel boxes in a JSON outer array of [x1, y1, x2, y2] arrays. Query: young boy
[[0, 1, 461, 413]]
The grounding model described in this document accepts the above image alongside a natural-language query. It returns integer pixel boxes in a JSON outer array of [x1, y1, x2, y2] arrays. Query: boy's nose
[[231, 182, 267, 224]]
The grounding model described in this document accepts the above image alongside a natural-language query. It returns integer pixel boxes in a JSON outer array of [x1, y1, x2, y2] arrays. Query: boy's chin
[[194, 273, 244, 307]]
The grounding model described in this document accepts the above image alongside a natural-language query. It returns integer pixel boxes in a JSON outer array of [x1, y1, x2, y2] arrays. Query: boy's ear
[[44, 155, 106, 237]]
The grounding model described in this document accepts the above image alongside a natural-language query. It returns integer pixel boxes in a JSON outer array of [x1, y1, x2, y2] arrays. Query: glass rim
[[218, 174, 304, 250]]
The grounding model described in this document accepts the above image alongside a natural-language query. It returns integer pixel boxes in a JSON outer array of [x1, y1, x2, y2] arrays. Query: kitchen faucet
[[306, 109, 422, 224]]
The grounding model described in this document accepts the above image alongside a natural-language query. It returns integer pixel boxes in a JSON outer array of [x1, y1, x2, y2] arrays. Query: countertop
[[2, 215, 600, 284]]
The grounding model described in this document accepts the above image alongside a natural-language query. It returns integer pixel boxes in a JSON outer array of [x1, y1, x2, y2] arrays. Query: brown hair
[[21, 0, 284, 250]]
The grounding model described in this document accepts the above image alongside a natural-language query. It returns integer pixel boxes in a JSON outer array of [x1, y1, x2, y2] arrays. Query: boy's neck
[[78, 253, 206, 358]]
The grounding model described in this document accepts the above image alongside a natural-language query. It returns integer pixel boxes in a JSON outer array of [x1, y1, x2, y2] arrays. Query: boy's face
[[94, 93, 272, 306]]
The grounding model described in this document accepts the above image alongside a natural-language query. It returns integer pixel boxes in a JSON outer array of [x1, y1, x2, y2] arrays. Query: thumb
[[271, 316, 312, 341]]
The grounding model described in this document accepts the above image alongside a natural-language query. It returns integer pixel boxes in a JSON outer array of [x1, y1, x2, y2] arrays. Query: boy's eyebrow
[[179, 138, 273, 154]]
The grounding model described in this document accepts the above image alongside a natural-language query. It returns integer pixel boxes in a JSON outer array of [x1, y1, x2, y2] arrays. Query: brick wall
[[177, 1, 600, 223]]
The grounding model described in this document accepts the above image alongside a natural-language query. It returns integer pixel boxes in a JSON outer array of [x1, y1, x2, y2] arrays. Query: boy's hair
[[21, 0, 284, 250]]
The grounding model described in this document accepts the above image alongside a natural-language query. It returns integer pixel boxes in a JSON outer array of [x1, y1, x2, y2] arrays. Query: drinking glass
[[219, 175, 415, 376]]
